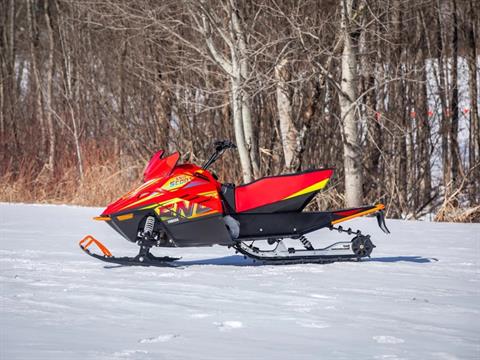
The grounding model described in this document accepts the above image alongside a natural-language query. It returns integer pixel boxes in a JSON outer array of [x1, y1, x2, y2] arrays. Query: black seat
[[220, 183, 236, 214]]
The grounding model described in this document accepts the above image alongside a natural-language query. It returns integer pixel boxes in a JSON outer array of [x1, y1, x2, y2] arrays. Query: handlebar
[[202, 140, 237, 170], [214, 140, 237, 152]]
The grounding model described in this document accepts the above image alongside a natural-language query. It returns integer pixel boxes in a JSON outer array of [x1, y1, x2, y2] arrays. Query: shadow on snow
[[103, 255, 436, 268], [366, 256, 438, 263]]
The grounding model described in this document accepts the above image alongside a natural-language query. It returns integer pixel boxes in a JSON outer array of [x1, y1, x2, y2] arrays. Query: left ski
[[79, 235, 180, 267], [80, 249, 180, 267]]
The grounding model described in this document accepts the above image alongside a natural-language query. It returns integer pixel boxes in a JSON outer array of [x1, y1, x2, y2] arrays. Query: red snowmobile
[[80, 140, 389, 266]]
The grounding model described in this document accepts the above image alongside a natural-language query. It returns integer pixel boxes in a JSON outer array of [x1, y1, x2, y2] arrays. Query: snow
[[1, 203, 479, 360]]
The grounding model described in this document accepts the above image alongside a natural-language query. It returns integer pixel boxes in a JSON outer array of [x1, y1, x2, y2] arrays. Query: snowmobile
[[79, 140, 390, 266]]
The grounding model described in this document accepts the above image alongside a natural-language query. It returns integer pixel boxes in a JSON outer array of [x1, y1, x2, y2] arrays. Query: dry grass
[[435, 203, 480, 223], [0, 142, 142, 207], [1, 143, 477, 224], [434, 174, 480, 223]]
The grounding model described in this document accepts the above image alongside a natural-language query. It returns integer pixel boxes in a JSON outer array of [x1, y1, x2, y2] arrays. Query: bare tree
[[27, 0, 46, 158], [339, 0, 363, 207], [467, 0, 479, 205], [450, 0, 461, 188], [275, 58, 299, 172], [43, 0, 56, 175]]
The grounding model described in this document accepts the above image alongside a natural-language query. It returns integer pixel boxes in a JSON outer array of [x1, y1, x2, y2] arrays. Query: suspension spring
[[144, 216, 155, 235], [329, 225, 362, 236], [299, 235, 314, 250]]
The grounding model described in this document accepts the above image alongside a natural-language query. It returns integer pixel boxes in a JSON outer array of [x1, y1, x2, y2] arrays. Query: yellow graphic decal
[[157, 197, 183, 207], [122, 192, 162, 210], [154, 198, 218, 220], [161, 175, 193, 191], [284, 178, 330, 200], [139, 203, 160, 211], [122, 178, 162, 199], [198, 190, 218, 198]]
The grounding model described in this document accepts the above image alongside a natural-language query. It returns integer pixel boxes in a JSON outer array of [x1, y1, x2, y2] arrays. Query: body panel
[[164, 214, 233, 247], [234, 169, 333, 213]]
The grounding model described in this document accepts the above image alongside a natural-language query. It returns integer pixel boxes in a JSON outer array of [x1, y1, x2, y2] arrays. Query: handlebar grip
[[214, 140, 236, 150], [224, 140, 236, 149]]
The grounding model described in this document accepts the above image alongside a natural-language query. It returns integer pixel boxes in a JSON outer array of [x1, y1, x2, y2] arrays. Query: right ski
[[79, 235, 180, 267]]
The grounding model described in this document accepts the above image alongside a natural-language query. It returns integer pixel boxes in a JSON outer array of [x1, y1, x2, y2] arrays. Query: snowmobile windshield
[[143, 151, 180, 182]]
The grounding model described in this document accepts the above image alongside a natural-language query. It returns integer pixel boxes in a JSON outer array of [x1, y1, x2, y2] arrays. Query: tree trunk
[[232, 76, 253, 182], [436, 0, 451, 191], [374, 61, 385, 198], [4, 0, 19, 154], [467, 0, 479, 205], [0, 72, 3, 141], [241, 95, 260, 177], [57, 1, 84, 180], [27, 0, 46, 158], [194, 1, 255, 183], [44, 0, 56, 175], [359, 18, 380, 199], [229, 0, 260, 178], [275, 58, 299, 172], [418, 58, 432, 207], [339, 0, 363, 207], [450, 0, 461, 188]]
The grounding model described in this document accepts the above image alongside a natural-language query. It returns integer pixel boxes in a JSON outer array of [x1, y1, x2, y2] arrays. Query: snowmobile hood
[[100, 176, 169, 217], [99, 156, 218, 217], [100, 151, 181, 217]]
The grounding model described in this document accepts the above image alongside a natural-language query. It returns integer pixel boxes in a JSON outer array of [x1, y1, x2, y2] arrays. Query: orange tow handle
[[79, 235, 112, 257]]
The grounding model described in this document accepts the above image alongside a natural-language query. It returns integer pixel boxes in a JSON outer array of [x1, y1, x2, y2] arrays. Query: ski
[[79, 235, 180, 267]]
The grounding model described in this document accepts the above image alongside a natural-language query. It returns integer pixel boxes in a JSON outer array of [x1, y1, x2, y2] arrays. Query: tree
[[275, 58, 299, 172], [338, 0, 363, 207]]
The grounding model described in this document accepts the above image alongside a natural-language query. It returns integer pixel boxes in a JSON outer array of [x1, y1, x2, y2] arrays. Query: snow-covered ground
[[1, 203, 479, 360]]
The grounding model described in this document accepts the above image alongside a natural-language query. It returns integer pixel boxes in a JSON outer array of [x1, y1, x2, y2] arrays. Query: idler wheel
[[351, 235, 375, 258]]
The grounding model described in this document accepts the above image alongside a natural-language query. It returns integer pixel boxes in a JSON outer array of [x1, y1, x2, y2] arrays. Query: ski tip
[[79, 235, 113, 257]]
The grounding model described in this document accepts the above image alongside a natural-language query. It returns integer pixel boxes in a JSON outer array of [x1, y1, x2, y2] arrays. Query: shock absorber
[[299, 235, 314, 251], [144, 216, 155, 236]]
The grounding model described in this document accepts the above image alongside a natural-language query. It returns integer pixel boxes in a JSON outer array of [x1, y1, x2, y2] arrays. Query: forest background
[[1, 0, 479, 222]]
